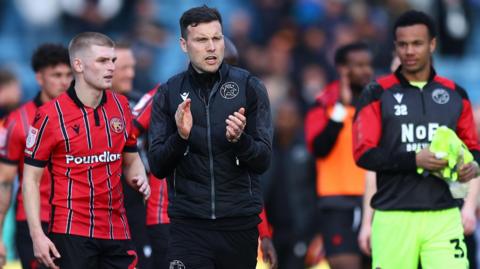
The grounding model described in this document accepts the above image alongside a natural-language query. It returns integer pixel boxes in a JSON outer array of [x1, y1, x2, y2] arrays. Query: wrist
[[178, 131, 189, 140], [30, 227, 46, 240]]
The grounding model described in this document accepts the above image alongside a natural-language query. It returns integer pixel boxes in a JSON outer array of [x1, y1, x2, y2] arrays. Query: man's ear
[[180, 37, 188, 53], [72, 58, 83, 73], [429, 37, 437, 54]]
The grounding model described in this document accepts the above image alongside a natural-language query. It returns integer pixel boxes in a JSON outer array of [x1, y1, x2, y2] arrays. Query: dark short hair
[[393, 10, 436, 40], [180, 5, 222, 38], [334, 42, 370, 66], [31, 43, 70, 72]]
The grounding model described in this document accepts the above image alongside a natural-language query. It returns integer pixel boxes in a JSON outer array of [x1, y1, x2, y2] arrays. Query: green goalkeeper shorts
[[371, 208, 468, 269]]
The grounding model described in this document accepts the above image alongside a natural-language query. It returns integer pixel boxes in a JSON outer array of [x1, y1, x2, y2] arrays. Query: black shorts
[[319, 207, 362, 257], [15, 220, 49, 269], [49, 233, 137, 269], [166, 223, 258, 269], [147, 223, 170, 269]]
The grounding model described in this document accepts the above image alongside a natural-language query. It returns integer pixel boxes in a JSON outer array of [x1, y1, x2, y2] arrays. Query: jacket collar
[[67, 80, 107, 108], [394, 65, 436, 88], [187, 62, 229, 85]]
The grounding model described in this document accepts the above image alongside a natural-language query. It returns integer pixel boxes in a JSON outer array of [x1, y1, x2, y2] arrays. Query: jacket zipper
[[420, 90, 426, 115], [206, 104, 216, 219], [199, 73, 222, 220]]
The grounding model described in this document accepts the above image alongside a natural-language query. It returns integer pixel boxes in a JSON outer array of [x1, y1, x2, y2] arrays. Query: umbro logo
[[72, 124, 80, 134], [180, 92, 189, 101], [393, 93, 403, 104]]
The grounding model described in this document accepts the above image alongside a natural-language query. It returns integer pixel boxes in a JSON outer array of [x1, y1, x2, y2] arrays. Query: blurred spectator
[[305, 42, 374, 269], [437, 0, 472, 56], [60, 0, 134, 38], [298, 64, 328, 109], [0, 69, 21, 119], [263, 99, 317, 269]]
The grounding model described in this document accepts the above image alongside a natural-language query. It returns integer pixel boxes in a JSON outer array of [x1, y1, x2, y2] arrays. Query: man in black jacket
[[148, 5, 273, 269]]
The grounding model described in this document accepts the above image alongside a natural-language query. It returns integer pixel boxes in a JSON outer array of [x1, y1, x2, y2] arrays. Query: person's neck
[[191, 65, 219, 89], [39, 90, 52, 104], [75, 79, 103, 108], [401, 65, 431, 82]]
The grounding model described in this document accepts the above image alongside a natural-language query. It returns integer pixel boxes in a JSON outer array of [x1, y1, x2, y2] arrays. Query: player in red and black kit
[[22, 32, 150, 269], [0, 44, 71, 269]]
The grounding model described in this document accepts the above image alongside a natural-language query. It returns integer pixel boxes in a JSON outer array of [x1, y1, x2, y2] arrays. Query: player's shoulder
[[375, 73, 399, 91], [108, 91, 129, 106]]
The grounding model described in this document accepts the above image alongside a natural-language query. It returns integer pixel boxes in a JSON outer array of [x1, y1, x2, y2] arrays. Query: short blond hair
[[68, 32, 115, 62]]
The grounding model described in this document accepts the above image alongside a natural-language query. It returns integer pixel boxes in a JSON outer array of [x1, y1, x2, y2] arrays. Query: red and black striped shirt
[[0, 95, 51, 222], [132, 87, 170, 225], [24, 83, 137, 239]]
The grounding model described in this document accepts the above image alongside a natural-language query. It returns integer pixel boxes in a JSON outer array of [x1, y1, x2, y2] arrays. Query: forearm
[[123, 152, 148, 187], [0, 181, 12, 241], [311, 120, 343, 157], [22, 174, 43, 237], [148, 132, 187, 178], [361, 171, 377, 226], [356, 149, 417, 173], [464, 177, 480, 210]]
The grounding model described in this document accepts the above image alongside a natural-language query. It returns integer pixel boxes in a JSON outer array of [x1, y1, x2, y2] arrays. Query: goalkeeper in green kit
[[353, 10, 480, 269]]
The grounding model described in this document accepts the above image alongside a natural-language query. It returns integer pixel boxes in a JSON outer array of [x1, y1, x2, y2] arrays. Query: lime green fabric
[[410, 81, 428, 89], [417, 126, 474, 181], [372, 208, 468, 269]]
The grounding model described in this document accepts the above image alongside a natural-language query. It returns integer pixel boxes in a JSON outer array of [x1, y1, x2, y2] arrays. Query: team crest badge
[[110, 117, 125, 134], [220, 82, 240, 99], [432, 88, 450, 104], [26, 126, 39, 149], [169, 260, 186, 269]]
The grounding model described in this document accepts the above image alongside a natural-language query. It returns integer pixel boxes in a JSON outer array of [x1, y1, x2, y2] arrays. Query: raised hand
[[226, 107, 246, 143], [175, 99, 192, 140]]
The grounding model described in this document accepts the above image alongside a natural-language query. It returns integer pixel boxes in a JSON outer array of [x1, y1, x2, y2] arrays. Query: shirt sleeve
[[454, 84, 480, 163], [231, 76, 273, 174], [24, 109, 56, 168], [0, 113, 24, 164], [148, 84, 188, 179], [353, 81, 416, 172]]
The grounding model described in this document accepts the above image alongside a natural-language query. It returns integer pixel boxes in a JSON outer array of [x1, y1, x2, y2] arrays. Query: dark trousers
[[49, 233, 137, 269], [147, 223, 170, 269], [166, 223, 258, 269]]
